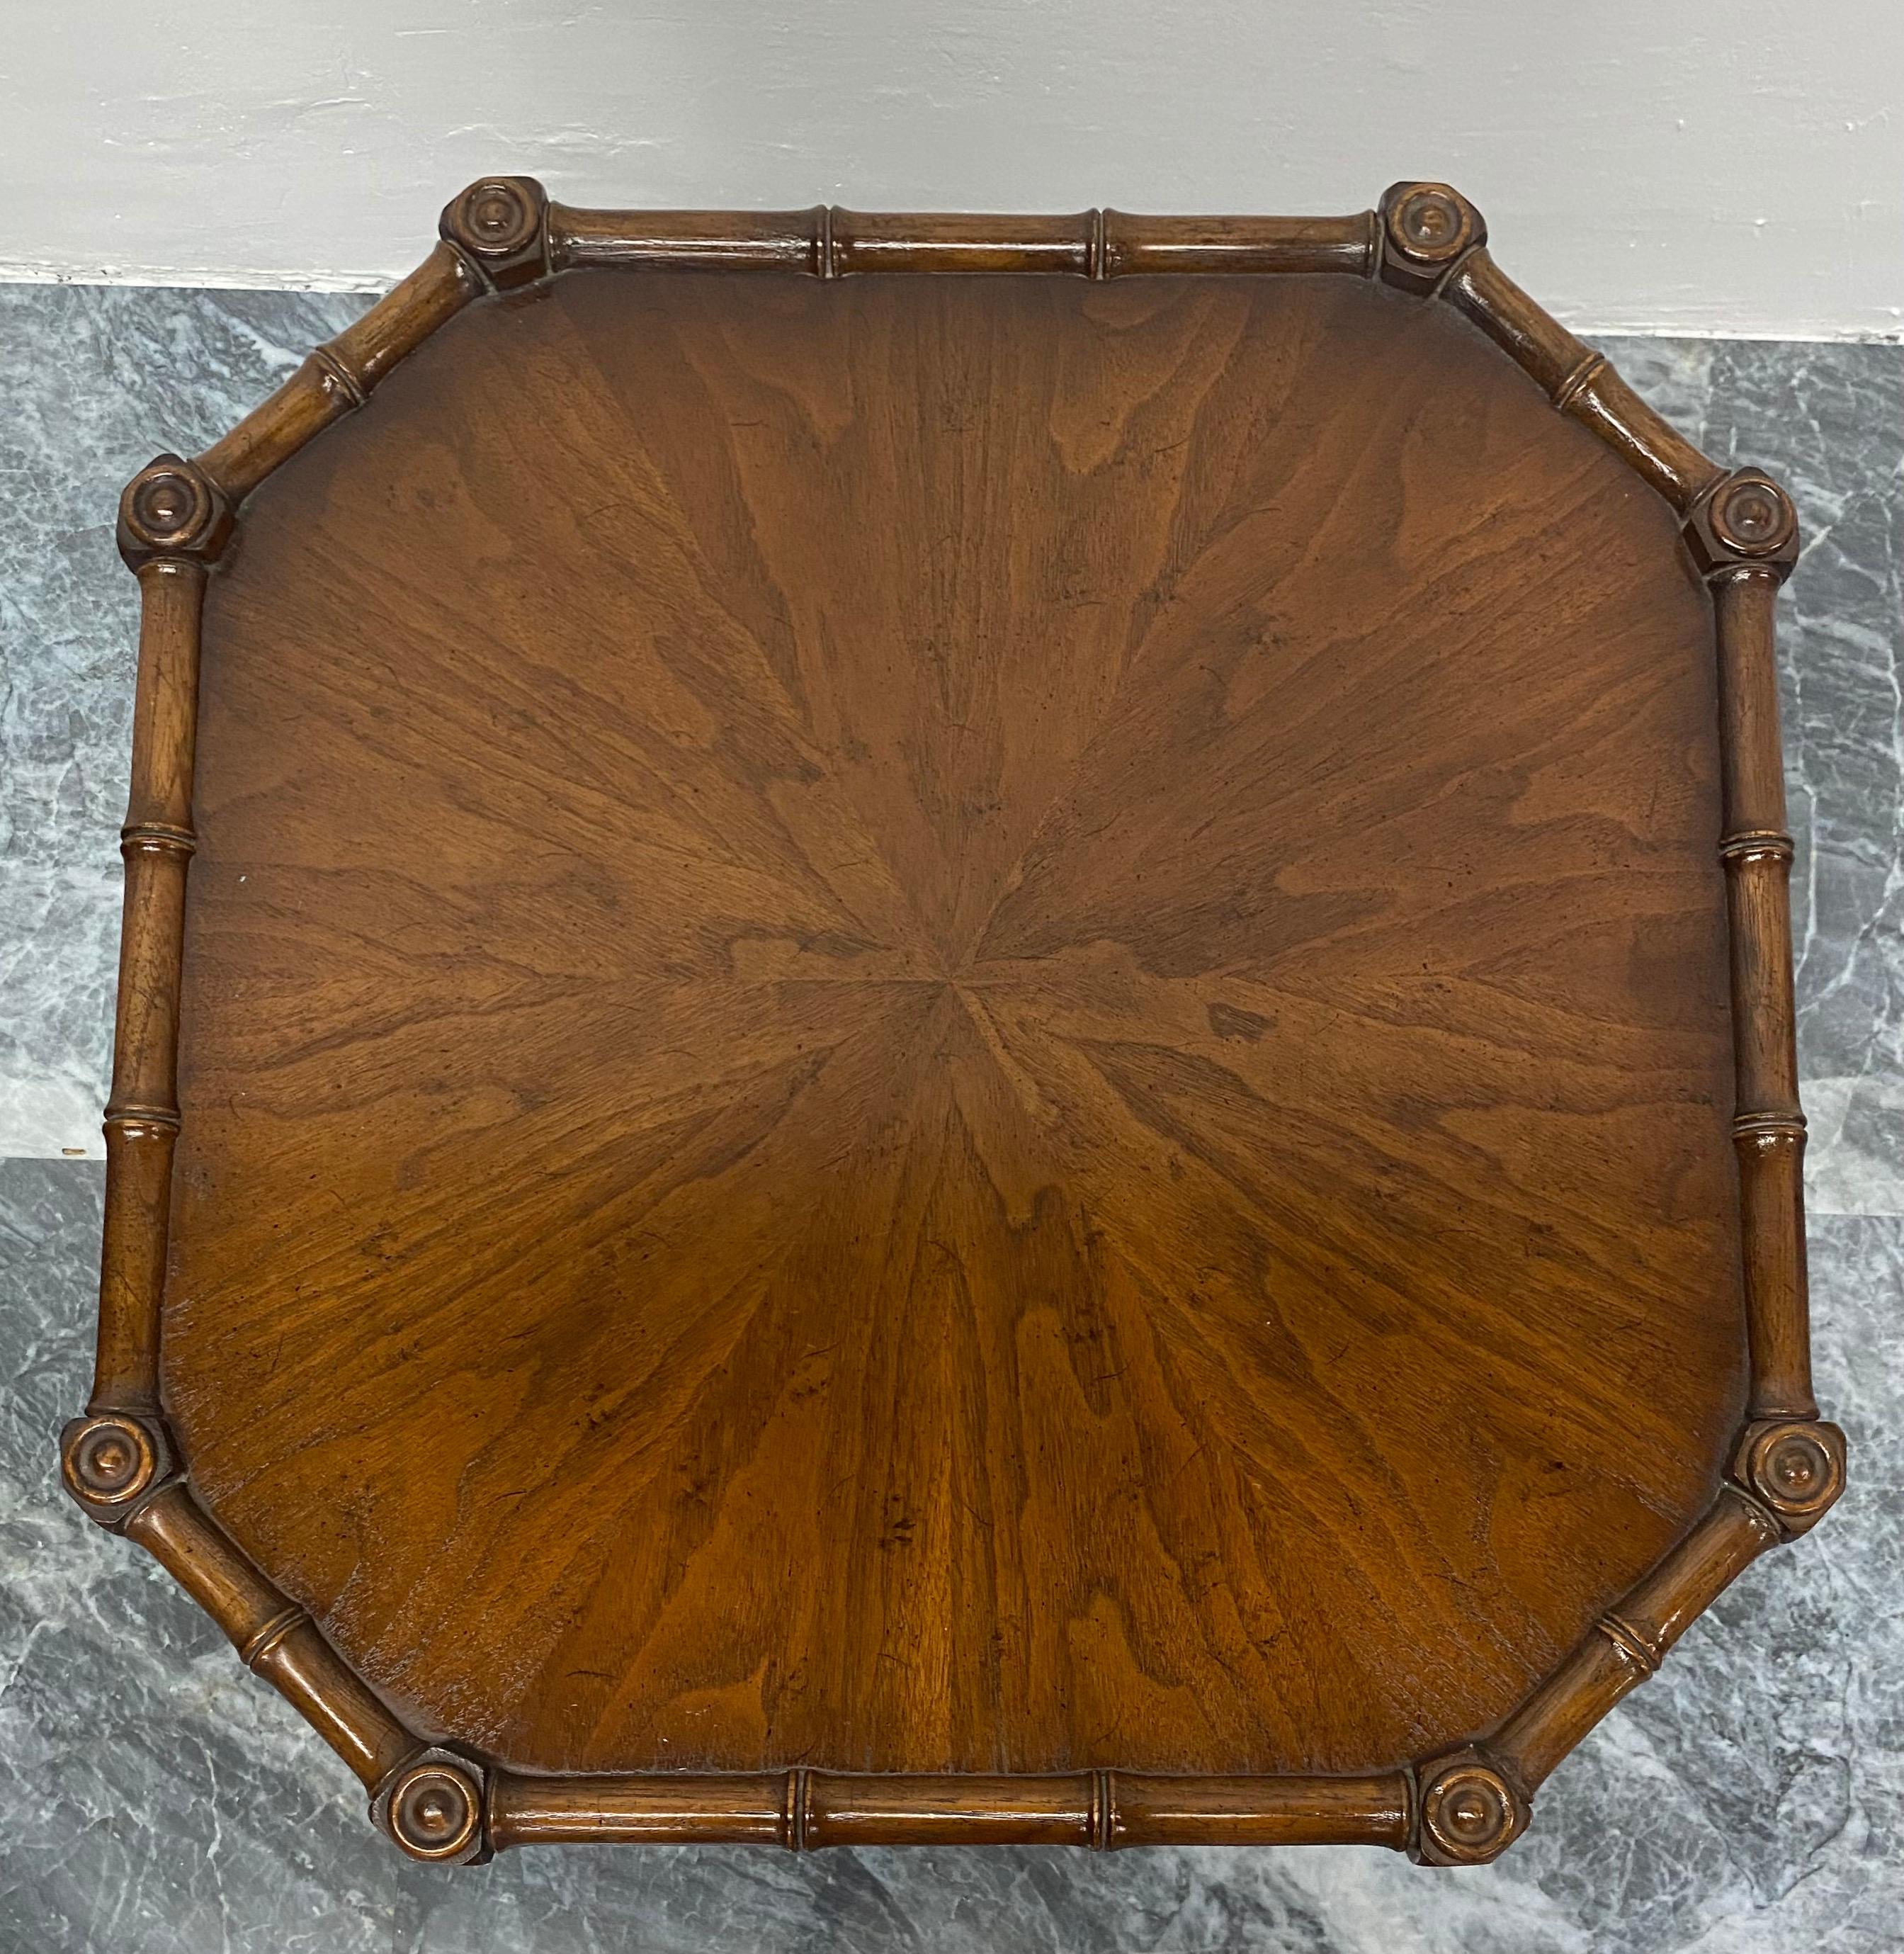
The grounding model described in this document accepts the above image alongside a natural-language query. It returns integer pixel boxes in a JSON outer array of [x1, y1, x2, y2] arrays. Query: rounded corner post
[[59, 1409, 179, 1525], [1733, 1418, 1847, 1538], [117, 455, 234, 573], [440, 174, 553, 291], [1407, 1749, 1528, 1867], [1376, 181, 1486, 295], [373, 1749, 492, 1864]]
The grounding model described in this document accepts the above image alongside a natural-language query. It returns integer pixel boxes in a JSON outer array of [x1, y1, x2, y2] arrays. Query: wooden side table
[[62, 179, 1841, 1867]]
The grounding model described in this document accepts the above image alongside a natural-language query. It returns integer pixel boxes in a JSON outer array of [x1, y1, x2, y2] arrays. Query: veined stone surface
[[0, 285, 1898, 1951]]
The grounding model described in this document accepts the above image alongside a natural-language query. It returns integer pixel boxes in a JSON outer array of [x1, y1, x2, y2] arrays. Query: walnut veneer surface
[[65, 183, 1838, 1865], [177, 268, 1726, 1765]]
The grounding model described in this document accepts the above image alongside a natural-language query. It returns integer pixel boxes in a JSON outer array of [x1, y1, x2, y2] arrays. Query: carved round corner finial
[[1711, 473, 1797, 558], [380, 1754, 486, 1863], [118, 456, 227, 565], [1415, 1756, 1527, 1865], [441, 176, 550, 290], [1683, 467, 1799, 580], [1377, 183, 1485, 297], [1740, 1419, 1846, 1532], [131, 471, 196, 536], [60, 1412, 164, 1515], [450, 177, 540, 257], [1384, 183, 1480, 265], [393, 1766, 480, 1858]]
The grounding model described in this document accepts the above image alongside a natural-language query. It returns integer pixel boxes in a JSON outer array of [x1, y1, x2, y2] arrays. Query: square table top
[[62, 181, 1841, 1868]]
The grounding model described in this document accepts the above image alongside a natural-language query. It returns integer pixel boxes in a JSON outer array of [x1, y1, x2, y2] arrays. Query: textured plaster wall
[[1, 0, 1900, 337]]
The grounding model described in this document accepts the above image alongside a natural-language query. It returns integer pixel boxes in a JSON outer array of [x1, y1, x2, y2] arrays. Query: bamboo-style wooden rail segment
[[93, 547, 205, 1417], [125, 1484, 417, 1792], [62, 174, 1844, 1868], [550, 205, 1387, 280], [196, 244, 477, 504], [484, 1768, 1416, 1852], [1442, 252, 1724, 512], [1491, 1491, 1783, 1795]]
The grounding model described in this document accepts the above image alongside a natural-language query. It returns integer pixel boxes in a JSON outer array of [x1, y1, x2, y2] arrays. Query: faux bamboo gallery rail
[[61, 178, 1844, 1867]]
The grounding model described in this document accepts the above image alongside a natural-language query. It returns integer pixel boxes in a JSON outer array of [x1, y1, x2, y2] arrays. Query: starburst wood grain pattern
[[159, 264, 1745, 1785], [64, 185, 1840, 1864]]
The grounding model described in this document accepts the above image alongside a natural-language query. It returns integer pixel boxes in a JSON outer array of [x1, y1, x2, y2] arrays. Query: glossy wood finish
[[62, 181, 1842, 1865], [546, 203, 1382, 280], [484, 1766, 1413, 1851], [94, 553, 205, 1415], [174, 264, 1739, 1775]]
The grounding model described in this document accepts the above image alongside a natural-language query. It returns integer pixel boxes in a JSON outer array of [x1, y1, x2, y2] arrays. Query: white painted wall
[[3, 0, 1898, 337]]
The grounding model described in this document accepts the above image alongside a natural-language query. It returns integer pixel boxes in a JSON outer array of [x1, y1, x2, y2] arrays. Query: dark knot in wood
[[59, 1412, 174, 1520], [377, 1752, 487, 1861], [1735, 1419, 1847, 1535], [117, 456, 232, 568], [1412, 1753, 1527, 1865], [441, 176, 550, 290]]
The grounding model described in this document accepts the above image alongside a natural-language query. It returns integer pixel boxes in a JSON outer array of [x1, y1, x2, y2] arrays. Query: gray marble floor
[[0, 284, 1898, 1952]]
